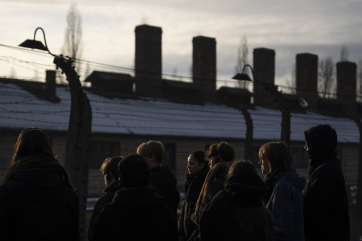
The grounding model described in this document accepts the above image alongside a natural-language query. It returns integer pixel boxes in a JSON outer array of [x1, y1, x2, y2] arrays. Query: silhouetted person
[[179, 150, 209, 241], [91, 154, 178, 241], [88, 156, 123, 241], [0, 128, 79, 241], [258, 141, 305, 241], [137, 140, 180, 216], [303, 124, 350, 241], [190, 142, 235, 241], [199, 161, 273, 241]]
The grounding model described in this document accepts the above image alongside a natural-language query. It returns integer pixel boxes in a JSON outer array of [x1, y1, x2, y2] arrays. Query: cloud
[[1, 0, 361, 87]]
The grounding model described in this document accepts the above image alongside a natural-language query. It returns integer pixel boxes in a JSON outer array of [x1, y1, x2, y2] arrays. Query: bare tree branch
[[235, 34, 249, 88], [62, 4, 83, 75], [318, 57, 335, 98]]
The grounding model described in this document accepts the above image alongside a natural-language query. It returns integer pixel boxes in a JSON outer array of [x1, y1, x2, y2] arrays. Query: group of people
[[0, 124, 351, 241], [178, 124, 350, 241], [88, 140, 180, 241]]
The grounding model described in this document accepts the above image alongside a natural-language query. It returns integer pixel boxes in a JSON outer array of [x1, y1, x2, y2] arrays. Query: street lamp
[[19, 27, 56, 56], [233, 64, 308, 147], [232, 64, 255, 82], [19, 27, 91, 239], [233, 64, 308, 107]]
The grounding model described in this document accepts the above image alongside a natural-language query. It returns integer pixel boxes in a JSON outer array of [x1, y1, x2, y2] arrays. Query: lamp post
[[219, 89, 254, 161], [233, 64, 308, 147], [19, 27, 92, 240]]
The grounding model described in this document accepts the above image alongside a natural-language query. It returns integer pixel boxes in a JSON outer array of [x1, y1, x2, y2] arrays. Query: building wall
[[90, 134, 244, 195]]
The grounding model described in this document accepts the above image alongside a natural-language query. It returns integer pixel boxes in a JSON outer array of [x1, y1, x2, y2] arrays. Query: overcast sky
[[1, 0, 361, 90]]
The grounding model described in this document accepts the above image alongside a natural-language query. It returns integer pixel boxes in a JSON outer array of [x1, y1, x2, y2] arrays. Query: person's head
[[304, 124, 337, 162], [11, 127, 54, 164], [226, 160, 267, 207], [226, 161, 273, 241], [136, 140, 165, 167], [205, 143, 219, 168], [118, 154, 150, 188], [258, 141, 293, 176], [228, 160, 257, 177], [3, 128, 72, 186], [100, 156, 123, 186], [187, 150, 208, 175], [216, 142, 235, 163]]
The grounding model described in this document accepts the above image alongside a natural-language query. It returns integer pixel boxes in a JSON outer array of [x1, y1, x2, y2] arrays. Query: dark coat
[[91, 186, 178, 241], [149, 164, 180, 217], [87, 181, 120, 241], [0, 159, 79, 241], [199, 190, 239, 241], [179, 165, 209, 241], [264, 169, 306, 241], [199, 172, 270, 241], [304, 125, 350, 241]]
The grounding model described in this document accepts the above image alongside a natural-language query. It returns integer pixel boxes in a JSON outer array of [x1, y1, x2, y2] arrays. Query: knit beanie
[[118, 154, 149, 188], [225, 172, 267, 207]]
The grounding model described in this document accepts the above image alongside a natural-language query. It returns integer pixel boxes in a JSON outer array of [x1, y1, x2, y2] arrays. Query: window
[[90, 141, 120, 169], [163, 143, 176, 172]]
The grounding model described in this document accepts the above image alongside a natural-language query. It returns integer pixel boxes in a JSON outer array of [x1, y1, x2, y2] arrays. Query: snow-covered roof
[[0, 82, 359, 143]]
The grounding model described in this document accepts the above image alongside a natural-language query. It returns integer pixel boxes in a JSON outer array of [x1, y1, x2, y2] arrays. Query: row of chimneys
[[45, 24, 358, 113], [134, 24, 216, 100], [255, 49, 357, 113], [133, 24, 358, 113]]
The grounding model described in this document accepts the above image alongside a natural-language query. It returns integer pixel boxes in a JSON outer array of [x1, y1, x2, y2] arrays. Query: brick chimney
[[296, 53, 318, 109], [253, 48, 275, 106], [337, 61, 357, 113], [135, 24, 162, 97], [45, 70, 56, 98], [192, 36, 216, 101]]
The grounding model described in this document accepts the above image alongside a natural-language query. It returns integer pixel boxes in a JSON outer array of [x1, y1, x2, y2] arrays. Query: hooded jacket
[[90, 186, 178, 241], [149, 164, 180, 217], [0, 159, 79, 241], [265, 168, 306, 241], [200, 172, 271, 241], [303, 124, 350, 241]]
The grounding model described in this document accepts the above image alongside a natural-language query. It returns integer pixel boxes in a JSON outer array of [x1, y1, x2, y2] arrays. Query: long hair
[[11, 128, 54, 163], [205, 143, 218, 161], [195, 161, 230, 220], [258, 141, 293, 177], [2, 128, 71, 186]]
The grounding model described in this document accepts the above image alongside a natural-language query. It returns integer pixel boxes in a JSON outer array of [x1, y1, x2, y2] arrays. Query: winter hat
[[118, 154, 149, 188], [225, 172, 267, 207]]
